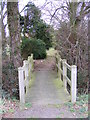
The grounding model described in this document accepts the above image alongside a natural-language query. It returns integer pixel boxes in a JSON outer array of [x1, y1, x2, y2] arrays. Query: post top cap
[[18, 67, 23, 70], [71, 65, 77, 68]]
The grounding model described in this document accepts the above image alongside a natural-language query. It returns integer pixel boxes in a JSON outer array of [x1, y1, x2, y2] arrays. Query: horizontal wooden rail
[[65, 62, 71, 71], [55, 53, 77, 103], [65, 75, 71, 86]]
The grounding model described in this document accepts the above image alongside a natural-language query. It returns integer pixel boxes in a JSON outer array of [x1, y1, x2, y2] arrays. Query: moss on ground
[[47, 103, 63, 108], [53, 77, 63, 89], [29, 72, 35, 88]]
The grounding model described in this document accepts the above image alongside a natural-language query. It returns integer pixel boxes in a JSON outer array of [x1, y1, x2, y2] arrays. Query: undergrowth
[[65, 94, 88, 118]]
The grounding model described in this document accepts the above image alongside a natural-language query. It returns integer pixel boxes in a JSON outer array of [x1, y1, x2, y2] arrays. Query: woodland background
[[1, 1, 89, 99]]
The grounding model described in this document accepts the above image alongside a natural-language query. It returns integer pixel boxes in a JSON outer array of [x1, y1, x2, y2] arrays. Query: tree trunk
[[69, 2, 78, 45], [7, 1, 22, 68]]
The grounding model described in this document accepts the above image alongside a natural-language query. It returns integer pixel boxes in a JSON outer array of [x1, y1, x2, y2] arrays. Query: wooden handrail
[[18, 54, 34, 104], [65, 62, 71, 71], [55, 52, 77, 103]]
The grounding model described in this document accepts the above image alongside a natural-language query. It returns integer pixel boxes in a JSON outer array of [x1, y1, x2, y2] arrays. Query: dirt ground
[[34, 56, 56, 71]]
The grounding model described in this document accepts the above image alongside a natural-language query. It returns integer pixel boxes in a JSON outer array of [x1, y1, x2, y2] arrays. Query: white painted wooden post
[[55, 53, 58, 72], [28, 56, 30, 62], [59, 57, 61, 81], [58, 56, 61, 79], [57, 57, 59, 77], [23, 60, 29, 79], [32, 54, 34, 70], [23, 60, 29, 93], [63, 59, 67, 90], [18, 67, 25, 103], [28, 56, 31, 75], [31, 54, 33, 70], [28, 56, 32, 80], [71, 65, 77, 103], [57, 54, 59, 73], [28, 56, 32, 69]]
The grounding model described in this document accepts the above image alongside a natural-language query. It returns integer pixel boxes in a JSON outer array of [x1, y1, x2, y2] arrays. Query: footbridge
[[18, 52, 77, 105]]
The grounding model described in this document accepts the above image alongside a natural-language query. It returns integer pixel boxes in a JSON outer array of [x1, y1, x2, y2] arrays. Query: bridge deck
[[26, 70, 70, 105]]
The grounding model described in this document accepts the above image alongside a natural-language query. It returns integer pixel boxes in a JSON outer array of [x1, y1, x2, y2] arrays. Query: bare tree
[[40, 1, 90, 44], [40, 0, 89, 93]]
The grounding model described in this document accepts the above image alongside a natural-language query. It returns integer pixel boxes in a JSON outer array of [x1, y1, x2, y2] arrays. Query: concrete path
[[25, 70, 70, 105], [14, 105, 77, 118]]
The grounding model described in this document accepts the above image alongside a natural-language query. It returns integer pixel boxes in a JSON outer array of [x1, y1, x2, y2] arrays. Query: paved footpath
[[26, 70, 70, 105], [13, 57, 79, 118]]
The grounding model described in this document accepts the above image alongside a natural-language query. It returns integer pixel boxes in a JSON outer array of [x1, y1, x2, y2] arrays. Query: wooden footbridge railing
[[55, 53, 77, 103], [18, 54, 34, 104], [18, 52, 77, 104]]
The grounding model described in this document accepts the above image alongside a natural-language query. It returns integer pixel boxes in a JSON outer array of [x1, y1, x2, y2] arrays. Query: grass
[[0, 99, 4, 105], [46, 48, 57, 57], [19, 102, 32, 110], [11, 97, 19, 102], [8, 108, 14, 113], [0, 109, 3, 114], [24, 102, 32, 108]]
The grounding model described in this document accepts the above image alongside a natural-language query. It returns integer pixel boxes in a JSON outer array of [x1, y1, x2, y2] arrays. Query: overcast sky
[[19, 0, 52, 23], [19, 0, 45, 13], [3, 0, 89, 36], [18, 0, 62, 26]]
